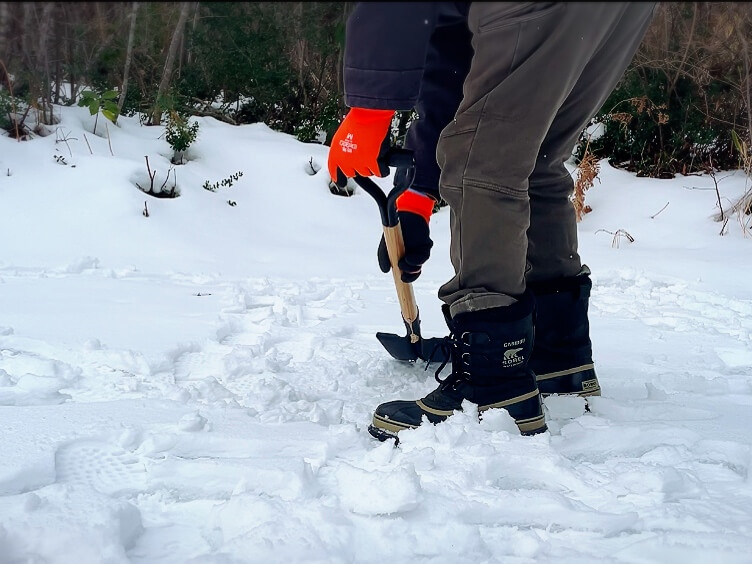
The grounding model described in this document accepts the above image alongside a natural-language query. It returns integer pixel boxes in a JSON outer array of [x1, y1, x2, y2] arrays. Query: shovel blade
[[376, 331, 419, 362], [375, 332, 450, 363]]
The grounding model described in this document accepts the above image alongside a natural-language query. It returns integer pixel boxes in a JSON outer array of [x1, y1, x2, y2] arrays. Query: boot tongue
[[424, 376, 466, 409]]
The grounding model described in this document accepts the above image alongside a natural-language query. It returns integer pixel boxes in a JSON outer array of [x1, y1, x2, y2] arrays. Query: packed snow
[[0, 106, 751, 563]]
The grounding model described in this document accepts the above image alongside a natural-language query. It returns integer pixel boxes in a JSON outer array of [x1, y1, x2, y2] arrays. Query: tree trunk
[[66, 3, 75, 103], [94, 2, 108, 44], [116, 1, 139, 124], [294, 2, 308, 107], [150, 1, 191, 125], [186, 1, 199, 65], [53, 4, 62, 105], [37, 1, 55, 124], [742, 39, 752, 150], [177, 2, 198, 78], [0, 3, 9, 75], [21, 3, 33, 70]]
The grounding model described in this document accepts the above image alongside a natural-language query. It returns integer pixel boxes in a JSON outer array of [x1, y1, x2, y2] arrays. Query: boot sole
[[540, 388, 601, 398], [368, 424, 400, 443], [367, 420, 547, 443], [371, 412, 419, 434], [369, 410, 547, 442]]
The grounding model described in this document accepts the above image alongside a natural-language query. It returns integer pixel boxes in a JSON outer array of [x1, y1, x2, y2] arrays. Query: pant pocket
[[437, 120, 477, 191], [472, 2, 560, 34]]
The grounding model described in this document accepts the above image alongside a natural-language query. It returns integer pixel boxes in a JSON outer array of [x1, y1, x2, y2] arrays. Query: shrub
[[0, 88, 33, 140], [179, 2, 346, 144], [575, 3, 752, 179], [0, 89, 15, 134], [165, 111, 199, 163], [575, 70, 740, 178], [78, 89, 119, 135]]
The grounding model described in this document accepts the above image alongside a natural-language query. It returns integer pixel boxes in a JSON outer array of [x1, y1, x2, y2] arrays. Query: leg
[[527, 3, 657, 283], [524, 3, 655, 396], [436, 2, 654, 316], [369, 2, 656, 441]]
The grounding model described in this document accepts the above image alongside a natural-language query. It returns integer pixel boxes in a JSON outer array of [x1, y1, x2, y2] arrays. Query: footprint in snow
[[54, 440, 148, 496]]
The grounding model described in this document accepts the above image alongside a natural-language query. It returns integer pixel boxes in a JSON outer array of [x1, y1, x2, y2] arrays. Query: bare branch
[[650, 202, 670, 219]]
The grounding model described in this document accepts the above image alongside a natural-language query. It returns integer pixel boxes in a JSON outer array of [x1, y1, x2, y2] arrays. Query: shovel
[[352, 149, 446, 363]]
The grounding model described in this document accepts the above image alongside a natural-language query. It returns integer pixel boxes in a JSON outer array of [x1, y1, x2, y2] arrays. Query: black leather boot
[[528, 266, 601, 397], [369, 292, 547, 442]]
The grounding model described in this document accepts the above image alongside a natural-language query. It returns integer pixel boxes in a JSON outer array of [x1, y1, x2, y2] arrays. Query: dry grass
[[572, 143, 600, 222], [711, 131, 752, 235], [730, 132, 752, 233]]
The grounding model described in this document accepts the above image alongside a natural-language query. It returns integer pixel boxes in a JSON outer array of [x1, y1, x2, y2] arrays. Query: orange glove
[[328, 108, 395, 188]]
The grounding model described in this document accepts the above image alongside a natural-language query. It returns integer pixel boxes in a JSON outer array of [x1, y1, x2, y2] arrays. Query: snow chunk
[[335, 461, 423, 515]]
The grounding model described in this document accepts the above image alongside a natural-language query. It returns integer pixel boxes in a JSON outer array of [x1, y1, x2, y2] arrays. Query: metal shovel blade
[[376, 332, 449, 363], [375, 330, 420, 362], [375, 318, 449, 363]]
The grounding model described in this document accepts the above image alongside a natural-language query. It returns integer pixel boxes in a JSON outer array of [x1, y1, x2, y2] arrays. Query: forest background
[[1, 2, 752, 196]]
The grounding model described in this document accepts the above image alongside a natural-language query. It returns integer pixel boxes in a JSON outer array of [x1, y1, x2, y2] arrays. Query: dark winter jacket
[[344, 2, 473, 198]]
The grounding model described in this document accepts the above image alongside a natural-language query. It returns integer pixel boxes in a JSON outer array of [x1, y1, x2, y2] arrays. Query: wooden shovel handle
[[382, 223, 419, 339]]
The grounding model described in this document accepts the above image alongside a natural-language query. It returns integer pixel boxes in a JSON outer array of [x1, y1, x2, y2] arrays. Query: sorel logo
[[502, 347, 524, 367], [582, 379, 599, 391]]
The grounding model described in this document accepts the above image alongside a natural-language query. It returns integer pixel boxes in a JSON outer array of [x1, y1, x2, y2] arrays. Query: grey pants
[[436, 2, 656, 317]]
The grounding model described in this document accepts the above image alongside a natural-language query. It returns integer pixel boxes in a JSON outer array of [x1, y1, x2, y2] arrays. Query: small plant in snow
[[731, 131, 752, 226], [55, 127, 77, 159], [135, 155, 179, 198], [0, 87, 31, 140], [165, 111, 199, 164], [711, 131, 752, 236], [595, 228, 635, 248], [328, 178, 354, 198], [202, 171, 243, 192], [78, 89, 119, 135], [306, 157, 321, 176]]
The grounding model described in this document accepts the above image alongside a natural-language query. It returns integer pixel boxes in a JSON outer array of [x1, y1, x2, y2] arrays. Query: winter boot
[[527, 266, 601, 397], [368, 292, 547, 442]]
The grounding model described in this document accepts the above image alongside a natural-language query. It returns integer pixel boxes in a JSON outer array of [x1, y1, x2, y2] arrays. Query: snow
[[1, 105, 752, 564]]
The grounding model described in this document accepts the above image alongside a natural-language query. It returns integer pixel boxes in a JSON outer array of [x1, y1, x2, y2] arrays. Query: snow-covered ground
[[1, 106, 751, 564]]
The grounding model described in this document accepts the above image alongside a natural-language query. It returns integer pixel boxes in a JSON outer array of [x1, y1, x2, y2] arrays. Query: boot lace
[[425, 331, 468, 388]]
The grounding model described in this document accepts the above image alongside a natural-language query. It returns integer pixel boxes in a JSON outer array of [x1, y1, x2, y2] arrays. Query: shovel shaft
[[382, 223, 419, 341], [352, 149, 423, 350]]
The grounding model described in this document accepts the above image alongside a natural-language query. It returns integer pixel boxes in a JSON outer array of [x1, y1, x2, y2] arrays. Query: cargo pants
[[436, 2, 656, 317]]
